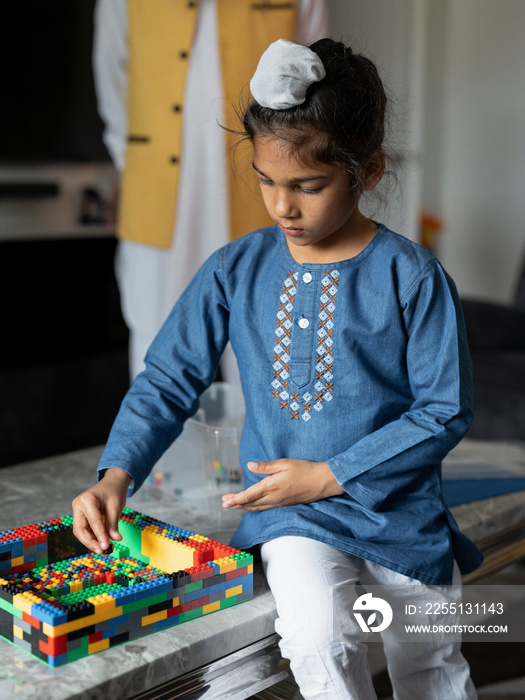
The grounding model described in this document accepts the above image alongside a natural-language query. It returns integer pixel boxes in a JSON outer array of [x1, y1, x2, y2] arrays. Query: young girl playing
[[73, 38, 482, 699]]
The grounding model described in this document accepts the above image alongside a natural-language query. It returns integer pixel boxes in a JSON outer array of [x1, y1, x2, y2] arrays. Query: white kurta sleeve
[[93, 0, 129, 171], [295, 0, 329, 44]]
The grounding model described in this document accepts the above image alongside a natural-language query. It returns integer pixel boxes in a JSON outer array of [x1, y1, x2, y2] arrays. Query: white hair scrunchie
[[250, 38, 326, 110]]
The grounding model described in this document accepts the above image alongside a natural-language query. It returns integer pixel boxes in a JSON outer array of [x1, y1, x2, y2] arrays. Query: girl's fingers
[[72, 512, 107, 554], [72, 495, 111, 553], [223, 484, 266, 509], [104, 503, 123, 542]]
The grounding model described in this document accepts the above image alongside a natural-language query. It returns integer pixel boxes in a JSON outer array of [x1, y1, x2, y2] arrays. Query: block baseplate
[[0, 509, 253, 666]]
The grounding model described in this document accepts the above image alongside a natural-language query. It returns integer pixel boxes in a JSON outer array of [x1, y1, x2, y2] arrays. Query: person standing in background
[[93, 0, 328, 380]]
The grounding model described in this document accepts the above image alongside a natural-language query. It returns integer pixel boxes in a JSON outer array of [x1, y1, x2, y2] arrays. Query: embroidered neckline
[[272, 269, 340, 421]]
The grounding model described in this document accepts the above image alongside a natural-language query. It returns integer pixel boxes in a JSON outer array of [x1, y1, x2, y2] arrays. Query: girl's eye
[[256, 178, 321, 195], [300, 187, 322, 195]]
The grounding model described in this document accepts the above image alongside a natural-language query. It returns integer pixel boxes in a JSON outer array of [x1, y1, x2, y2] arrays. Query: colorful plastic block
[[0, 509, 253, 665]]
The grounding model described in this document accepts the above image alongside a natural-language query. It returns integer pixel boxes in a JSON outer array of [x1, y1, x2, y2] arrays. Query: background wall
[[434, 0, 525, 303], [328, 0, 525, 304]]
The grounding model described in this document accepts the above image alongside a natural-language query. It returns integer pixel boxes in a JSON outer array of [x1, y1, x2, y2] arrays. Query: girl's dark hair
[[242, 38, 388, 191]]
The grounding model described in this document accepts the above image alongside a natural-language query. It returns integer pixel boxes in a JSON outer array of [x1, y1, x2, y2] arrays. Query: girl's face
[[253, 135, 378, 264]]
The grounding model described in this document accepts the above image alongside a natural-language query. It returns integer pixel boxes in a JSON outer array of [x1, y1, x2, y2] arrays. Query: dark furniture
[[461, 251, 525, 440], [0, 236, 129, 468]]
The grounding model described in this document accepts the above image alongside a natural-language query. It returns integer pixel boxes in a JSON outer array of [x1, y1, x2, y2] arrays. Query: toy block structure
[[0, 509, 253, 666]]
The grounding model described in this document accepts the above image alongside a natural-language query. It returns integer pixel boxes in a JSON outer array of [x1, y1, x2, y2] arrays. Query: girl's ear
[[363, 151, 385, 191]]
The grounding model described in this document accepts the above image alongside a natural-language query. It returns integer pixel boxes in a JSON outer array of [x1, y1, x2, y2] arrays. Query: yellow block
[[141, 529, 195, 572], [141, 609, 167, 627], [188, 534, 209, 543], [13, 592, 41, 615], [42, 605, 123, 638], [226, 585, 242, 599], [86, 593, 118, 616], [214, 558, 237, 575], [11, 557, 24, 567], [247, 565, 253, 574], [202, 601, 221, 615], [89, 638, 110, 654], [13, 625, 24, 640]]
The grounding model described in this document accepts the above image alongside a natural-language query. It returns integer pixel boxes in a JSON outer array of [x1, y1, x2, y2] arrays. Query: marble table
[[0, 447, 285, 700], [1, 440, 525, 699]]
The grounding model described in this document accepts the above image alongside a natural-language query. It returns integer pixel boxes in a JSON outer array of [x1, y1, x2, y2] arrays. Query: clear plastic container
[[149, 383, 245, 520]]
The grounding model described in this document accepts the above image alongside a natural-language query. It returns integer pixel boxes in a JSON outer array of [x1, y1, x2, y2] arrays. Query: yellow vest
[[120, 0, 297, 248]]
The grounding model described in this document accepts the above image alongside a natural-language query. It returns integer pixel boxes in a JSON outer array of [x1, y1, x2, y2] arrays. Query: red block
[[225, 566, 248, 581], [22, 611, 41, 630], [11, 564, 31, 575], [40, 634, 68, 657], [180, 596, 208, 613], [89, 631, 103, 644], [189, 565, 214, 582]]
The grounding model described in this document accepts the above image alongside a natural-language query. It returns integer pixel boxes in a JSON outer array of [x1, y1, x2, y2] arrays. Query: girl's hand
[[72, 468, 131, 554], [222, 459, 344, 511]]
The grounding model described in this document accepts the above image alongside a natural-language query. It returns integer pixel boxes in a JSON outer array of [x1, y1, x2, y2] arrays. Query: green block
[[122, 599, 144, 614], [185, 580, 203, 594], [110, 543, 130, 560], [179, 607, 203, 623], [122, 591, 166, 614], [67, 636, 89, 662], [137, 591, 167, 609], [0, 597, 23, 620], [220, 596, 237, 610], [114, 519, 147, 563], [239, 553, 254, 566]]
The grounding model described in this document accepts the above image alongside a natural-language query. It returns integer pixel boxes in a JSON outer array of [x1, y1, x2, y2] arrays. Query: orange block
[[39, 634, 68, 657], [22, 611, 41, 630]]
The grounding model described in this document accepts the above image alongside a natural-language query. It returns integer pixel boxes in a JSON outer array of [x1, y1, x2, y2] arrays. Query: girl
[[73, 39, 481, 699]]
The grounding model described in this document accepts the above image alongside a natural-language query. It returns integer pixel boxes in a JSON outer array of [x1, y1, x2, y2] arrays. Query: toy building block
[[0, 509, 253, 666]]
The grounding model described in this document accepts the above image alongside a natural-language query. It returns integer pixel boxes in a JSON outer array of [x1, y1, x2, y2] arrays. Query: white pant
[[261, 536, 477, 700]]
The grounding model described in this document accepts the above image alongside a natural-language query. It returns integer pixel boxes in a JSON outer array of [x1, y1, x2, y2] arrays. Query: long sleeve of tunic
[[98, 226, 483, 585]]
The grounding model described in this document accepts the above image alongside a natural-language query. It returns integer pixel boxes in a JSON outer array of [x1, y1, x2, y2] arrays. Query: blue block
[[133, 582, 164, 602], [48, 652, 68, 667], [205, 581, 228, 595], [31, 602, 68, 626], [112, 588, 136, 605], [232, 573, 253, 592], [154, 615, 179, 631], [185, 587, 210, 603], [104, 613, 130, 638], [10, 540, 24, 558], [151, 576, 172, 593]]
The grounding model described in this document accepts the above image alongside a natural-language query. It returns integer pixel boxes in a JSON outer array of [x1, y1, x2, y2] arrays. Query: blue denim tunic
[[98, 225, 483, 585]]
